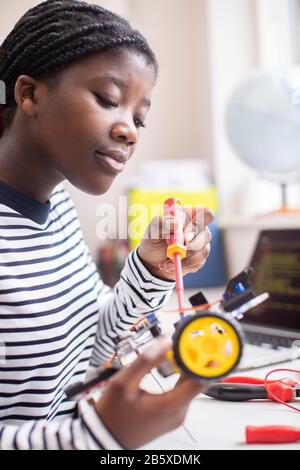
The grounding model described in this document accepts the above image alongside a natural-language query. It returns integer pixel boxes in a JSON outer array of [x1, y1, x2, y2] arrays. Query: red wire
[[161, 299, 220, 314], [264, 368, 300, 413]]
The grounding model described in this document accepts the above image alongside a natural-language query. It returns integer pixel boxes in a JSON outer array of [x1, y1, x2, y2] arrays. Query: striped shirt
[[0, 181, 174, 450]]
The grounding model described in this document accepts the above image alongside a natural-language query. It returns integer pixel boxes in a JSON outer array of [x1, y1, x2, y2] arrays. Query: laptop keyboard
[[245, 331, 296, 349]]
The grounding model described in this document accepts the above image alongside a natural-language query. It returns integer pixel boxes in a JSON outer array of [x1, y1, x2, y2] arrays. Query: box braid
[[0, 0, 158, 137]]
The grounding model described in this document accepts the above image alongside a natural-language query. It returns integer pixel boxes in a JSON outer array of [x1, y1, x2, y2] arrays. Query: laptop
[[237, 229, 300, 370]]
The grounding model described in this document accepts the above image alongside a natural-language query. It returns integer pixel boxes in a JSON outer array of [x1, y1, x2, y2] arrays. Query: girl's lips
[[95, 151, 126, 173]]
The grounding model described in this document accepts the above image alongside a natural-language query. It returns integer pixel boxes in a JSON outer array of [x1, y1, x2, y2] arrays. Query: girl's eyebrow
[[102, 73, 127, 90], [100, 73, 151, 108]]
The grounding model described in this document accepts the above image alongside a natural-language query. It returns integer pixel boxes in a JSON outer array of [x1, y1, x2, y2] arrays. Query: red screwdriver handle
[[246, 425, 300, 443], [163, 198, 186, 259], [163, 198, 187, 315]]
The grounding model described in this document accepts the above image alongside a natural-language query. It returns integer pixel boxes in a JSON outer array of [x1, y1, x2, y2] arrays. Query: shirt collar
[[0, 181, 51, 225]]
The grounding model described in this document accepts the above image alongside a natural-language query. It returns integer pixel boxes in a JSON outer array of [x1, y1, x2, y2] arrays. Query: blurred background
[[1, 0, 300, 289]]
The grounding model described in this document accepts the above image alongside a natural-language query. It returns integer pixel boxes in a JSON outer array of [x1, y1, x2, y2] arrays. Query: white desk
[[141, 360, 300, 450], [141, 289, 300, 450]]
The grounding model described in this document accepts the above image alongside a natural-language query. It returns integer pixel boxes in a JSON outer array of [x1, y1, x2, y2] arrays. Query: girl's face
[[34, 50, 156, 195]]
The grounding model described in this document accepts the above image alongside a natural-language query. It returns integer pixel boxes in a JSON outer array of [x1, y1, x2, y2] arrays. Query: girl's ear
[[14, 75, 41, 117]]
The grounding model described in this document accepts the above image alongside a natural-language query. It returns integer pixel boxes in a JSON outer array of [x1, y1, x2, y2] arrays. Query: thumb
[[167, 376, 208, 408], [115, 336, 172, 391]]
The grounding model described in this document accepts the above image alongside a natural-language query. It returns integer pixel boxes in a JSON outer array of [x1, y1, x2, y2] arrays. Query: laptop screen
[[240, 229, 300, 332]]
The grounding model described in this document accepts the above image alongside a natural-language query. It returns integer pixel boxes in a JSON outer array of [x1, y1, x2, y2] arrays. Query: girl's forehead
[[61, 50, 156, 85]]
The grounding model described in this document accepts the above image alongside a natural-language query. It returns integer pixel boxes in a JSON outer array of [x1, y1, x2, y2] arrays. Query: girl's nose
[[110, 122, 137, 147]]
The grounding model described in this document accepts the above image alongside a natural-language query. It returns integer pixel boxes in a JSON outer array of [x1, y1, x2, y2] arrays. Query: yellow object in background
[[127, 187, 218, 250]]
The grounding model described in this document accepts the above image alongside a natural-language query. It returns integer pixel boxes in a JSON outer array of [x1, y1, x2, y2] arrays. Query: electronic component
[[111, 268, 268, 382], [65, 196, 269, 400]]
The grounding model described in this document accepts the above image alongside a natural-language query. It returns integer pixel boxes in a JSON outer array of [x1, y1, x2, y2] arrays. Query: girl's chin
[[74, 176, 116, 196]]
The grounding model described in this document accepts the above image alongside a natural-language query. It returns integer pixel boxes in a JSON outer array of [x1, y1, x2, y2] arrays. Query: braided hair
[[0, 0, 158, 137]]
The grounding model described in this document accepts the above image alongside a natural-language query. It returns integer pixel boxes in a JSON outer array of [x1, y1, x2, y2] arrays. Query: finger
[[161, 215, 184, 239], [186, 227, 212, 251], [182, 244, 211, 272], [204, 208, 214, 226], [145, 215, 184, 242], [184, 207, 213, 242], [113, 337, 173, 392], [160, 235, 211, 272], [184, 207, 206, 238], [165, 376, 207, 407], [143, 215, 161, 242], [159, 261, 175, 273], [184, 207, 214, 241], [184, 206, 211, 221]]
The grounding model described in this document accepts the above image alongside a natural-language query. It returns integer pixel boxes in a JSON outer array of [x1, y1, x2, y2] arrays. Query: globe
[[226, 67, 300, 183]]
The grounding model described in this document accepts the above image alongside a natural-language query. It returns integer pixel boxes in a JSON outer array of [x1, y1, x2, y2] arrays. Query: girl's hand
[[137, 206, 214, 281], [94, 337, 205, 449]]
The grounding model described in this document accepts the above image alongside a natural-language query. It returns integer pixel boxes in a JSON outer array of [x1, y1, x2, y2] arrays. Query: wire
[[102, 299, 221, 378], [149, 371, 198, 445], [130, 315, 146, 330], [160, 299, 221, 314], [264, 368, 300, 413], [101, 352, 117, 369]]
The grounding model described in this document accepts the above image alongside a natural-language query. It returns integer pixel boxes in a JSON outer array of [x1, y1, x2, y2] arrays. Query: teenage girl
[[0, 0, 213, 449]]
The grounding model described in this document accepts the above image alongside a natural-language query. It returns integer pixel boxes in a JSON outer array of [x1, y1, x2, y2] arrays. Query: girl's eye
[[134, 117, 146, 129], [94, 93, 146, 128], [94, 93, 118, 108]]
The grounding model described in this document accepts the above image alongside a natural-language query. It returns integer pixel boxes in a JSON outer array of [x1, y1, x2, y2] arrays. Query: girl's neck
[[0, 132, 63, 203]]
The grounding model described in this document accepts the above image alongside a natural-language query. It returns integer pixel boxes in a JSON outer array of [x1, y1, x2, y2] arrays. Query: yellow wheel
[[173, 311, 244, 381]]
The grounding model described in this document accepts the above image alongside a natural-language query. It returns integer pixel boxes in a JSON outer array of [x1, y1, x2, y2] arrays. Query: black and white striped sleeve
[[0, 399, 121, 450], [90, 247, 175, 366]]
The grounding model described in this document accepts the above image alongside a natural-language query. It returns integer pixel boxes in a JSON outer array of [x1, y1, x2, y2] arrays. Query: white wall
[[207, 0, 300, 218], [0, 0, 298, 262], [0, 0, 41, 41], [206, 0, 259, 216], [205, 0, 300, 275], [127, 0, 213, 166]]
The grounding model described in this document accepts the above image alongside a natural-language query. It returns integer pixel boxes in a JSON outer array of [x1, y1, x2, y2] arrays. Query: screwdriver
[[246, 425, 300, 444], [163, 198, 187, 316], [64, 367, 118, 400]]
